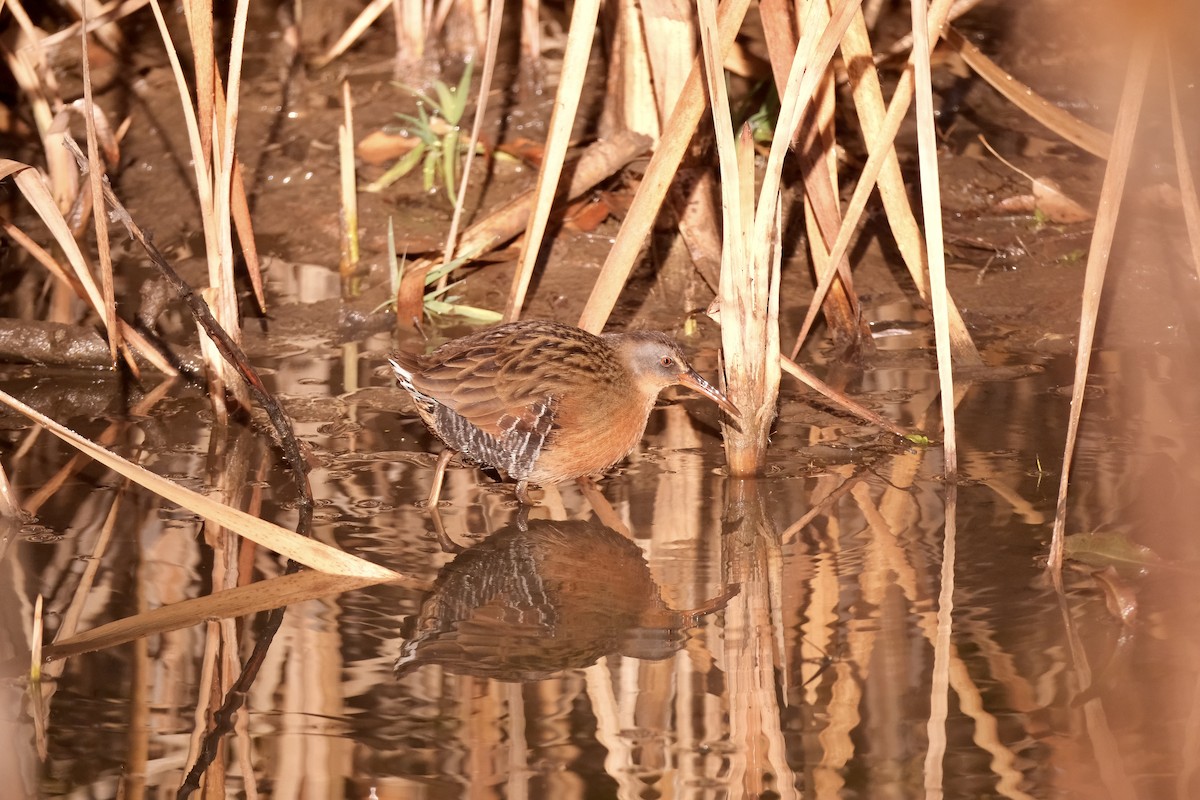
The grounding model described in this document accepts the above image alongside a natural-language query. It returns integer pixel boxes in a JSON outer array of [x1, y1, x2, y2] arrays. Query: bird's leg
[[427, 449, 454, 508], [428, 505, 465, 554], [514, 479, 533, 506]]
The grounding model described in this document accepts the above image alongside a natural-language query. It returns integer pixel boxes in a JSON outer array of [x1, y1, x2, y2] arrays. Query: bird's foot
[[514, 480, 537, 506]]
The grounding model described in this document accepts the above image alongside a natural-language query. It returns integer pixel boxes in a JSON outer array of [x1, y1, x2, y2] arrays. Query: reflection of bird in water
[[395, 519, 737, 682], [389, 320, 737, 506]]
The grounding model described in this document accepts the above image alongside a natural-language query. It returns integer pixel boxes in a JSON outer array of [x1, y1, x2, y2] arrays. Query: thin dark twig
[[175, 562, 300, 799], [62, 135, 314, 522]]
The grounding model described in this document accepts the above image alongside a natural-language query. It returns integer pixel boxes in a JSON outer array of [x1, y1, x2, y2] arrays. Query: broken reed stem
[[1048, 32, 1154, 574], [780, 356, 908, 438], [915, 1, 958, 781]]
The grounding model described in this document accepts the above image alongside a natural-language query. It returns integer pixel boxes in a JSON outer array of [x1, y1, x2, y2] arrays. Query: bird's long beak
[[679, 369, 740, 418]]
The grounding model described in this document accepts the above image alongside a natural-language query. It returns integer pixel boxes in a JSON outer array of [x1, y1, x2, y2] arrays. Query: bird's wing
[[416, 340, 561, 478], [409, 331, 567, 436]]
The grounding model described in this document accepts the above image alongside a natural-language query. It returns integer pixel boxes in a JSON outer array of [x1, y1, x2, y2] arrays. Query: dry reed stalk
[[149, 0, 246, 412], [440, 1, 503, 285], [606, 0, 660, 140], [313, 0, 392, 68], [789, 0, 977, 363], [170, 0, 266, 313], [339, 81, 360, 292], [207, 77, 267, 313], [641, 0, 696, 126], [3, 0, 76, 208], [212, 0, 252, 412], [502, 0, 603, 321], [182, 0, 215, 162], [465, 0, 488, 50], [520, 0, 541, 62], [394, 0, 427, 64], [697, 0, 778, 474], [747, 0, 861, 263], [877, 0, 982, 60], [911, 0, 957, 476], [43, 570, 390, 658], [784, 354, 909, 432], [0, 461, 19, 519], [197, 286, 230, 418], [838, 7, 932, 302], [39, 0, 150, 49], [1168, 53, 1200, 280], [575, 0, 753, 333], [756, 0, 866, 349], [30, 594, 43, 681], [80, 9, 120, 368], [910, 0, 957, 784], [29, 593, 47, 759], [395, 131, 649, 322], [793, 0, 868, 350], [713, 0, 870, 470], [1048, 33, 1154, 574]]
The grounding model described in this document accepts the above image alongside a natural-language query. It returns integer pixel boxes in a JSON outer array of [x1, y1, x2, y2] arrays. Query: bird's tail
[[388, 354, 437, 413]]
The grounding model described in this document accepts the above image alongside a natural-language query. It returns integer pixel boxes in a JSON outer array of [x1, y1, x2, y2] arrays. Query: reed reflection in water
[[2, 337, 1200, 798]]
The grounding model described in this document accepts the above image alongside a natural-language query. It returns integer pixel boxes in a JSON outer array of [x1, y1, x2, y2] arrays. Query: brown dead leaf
[[563, 196, 613, 232], [990, 179, 1092, 223], [980, 135, 1093, 223], [356, 130, 420, 164], [1032, 176, 1093, 223], [992, 194, 1037, 215], [495, 137, 546, 166]]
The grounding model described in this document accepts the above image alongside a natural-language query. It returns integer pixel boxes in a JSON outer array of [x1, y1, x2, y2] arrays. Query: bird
[[389, 319, 738, 506]]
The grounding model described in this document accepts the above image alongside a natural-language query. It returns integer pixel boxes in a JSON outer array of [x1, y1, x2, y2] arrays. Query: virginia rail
[[390, 320, 737, 505]]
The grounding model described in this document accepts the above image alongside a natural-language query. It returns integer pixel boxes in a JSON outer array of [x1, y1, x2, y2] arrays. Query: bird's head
[[607, 331, 739, 417]]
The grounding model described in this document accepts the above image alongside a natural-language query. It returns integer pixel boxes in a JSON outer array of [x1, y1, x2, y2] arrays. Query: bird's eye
[[659, 355, 675, 368]]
